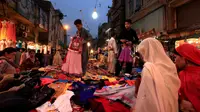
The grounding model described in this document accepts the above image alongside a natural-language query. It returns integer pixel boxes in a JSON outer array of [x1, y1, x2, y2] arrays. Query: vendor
[[0, 47, 18, 75], [20, 49, 40, 71], [0, 47, 23, 92]]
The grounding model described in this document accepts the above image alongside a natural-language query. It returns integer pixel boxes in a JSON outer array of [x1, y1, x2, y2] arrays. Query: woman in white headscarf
[[134, 38, 180, 112], [53, 50, 62, 66]]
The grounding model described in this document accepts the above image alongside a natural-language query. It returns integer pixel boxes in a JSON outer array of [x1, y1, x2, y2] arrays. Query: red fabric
[[176, 43, 200, 65], [29, 110, 37, 112], [104, 81, 119, 86], [40, 78, 56, 86], [57, 74, 67, 80], [179, 67, 200, 112], [126, 80, 135, 86], [176, 44, 200, 111], [89, 97, 130, 112]]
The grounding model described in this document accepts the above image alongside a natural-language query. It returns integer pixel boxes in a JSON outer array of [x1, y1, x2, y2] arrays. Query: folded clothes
[[94, 86, 136, 107], [40, 78, 57, 86]]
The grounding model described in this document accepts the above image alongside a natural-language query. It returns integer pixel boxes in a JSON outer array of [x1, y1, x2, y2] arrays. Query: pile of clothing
[[0, 62, 137, 112]]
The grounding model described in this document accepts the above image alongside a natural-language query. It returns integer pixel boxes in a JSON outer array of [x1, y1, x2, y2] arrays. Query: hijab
[[176, 43, 200, 111], [135, 38, 180, 112]]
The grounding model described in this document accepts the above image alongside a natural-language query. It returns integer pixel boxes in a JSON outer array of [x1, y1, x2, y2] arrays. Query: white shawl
[[135, 38, 180, 112]]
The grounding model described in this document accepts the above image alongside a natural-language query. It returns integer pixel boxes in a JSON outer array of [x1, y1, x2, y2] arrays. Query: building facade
[[97, 23, 110, 47], [0, 0, 65, 51], [125, 0, 166, 38], [107, 0, 125, 35]]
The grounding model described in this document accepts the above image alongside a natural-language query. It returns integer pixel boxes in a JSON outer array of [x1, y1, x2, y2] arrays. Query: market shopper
[[19, 48, 27, 65], [35, 50, 44, 67], [53, 50, 62, 66], [134, 38, 180, 112], [74, 19, 93, 75], [115, 19, 139, 76], [174, 44, 200, 112], [0, 47, 18, 75], [107, 32, 118, 74], [20, 49, 40, 71]]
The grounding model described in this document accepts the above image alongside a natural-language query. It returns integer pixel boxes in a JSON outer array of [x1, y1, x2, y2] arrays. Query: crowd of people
[[0, 18, 199, 112], [105, 19, 200, 112]]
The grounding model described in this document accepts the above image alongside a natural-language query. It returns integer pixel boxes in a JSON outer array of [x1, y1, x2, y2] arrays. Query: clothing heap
[[0, 60, 137, 112]]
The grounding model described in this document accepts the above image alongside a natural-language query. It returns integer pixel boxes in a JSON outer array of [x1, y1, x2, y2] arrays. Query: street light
[[87, 42, 91, 56], [92, 8, 98, 19], [90, 49, 94, 54], [64, 24, 70, 30], [87, 42, 91, 47]]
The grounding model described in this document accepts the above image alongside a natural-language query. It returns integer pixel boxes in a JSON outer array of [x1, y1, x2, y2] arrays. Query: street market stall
[[0, 59, 137, 112]]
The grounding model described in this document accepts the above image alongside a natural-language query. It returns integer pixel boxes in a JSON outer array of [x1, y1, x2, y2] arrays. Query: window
[[135, 0, 142, 12], [129, 0, 134, 16]]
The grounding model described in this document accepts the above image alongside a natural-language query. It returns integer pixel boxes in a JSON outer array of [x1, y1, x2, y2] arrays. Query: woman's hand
[[180, 100, 196, 112]]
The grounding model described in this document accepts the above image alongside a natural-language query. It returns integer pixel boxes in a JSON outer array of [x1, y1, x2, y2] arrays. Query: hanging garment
[[0, 21, 7, 40], [62, 36, 83, 77], [5, 40, 13, 48], [0, 40, 5, 51], [108, 37, 118, 73], [7, 22, 16, 42]]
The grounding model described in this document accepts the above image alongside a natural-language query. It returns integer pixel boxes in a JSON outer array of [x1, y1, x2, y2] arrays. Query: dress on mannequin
[[7, 21, 16, 42], [5, 40, 13, 48], [1, 21, 8, 40], [0, 40, 5, 51]]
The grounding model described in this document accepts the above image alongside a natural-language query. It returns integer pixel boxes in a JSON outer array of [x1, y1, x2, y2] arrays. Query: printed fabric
[[94, 86, 136, 107]]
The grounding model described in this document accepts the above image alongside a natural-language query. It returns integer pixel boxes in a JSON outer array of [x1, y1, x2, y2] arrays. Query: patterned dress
[[62, 36, 83, 77]]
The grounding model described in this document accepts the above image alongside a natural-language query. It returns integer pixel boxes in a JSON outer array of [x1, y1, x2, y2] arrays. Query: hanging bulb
[[92, 8, 98, 19]]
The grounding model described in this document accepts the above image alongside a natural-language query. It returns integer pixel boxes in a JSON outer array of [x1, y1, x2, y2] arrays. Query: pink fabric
[[40, 78, 56, 86], [118, 47, 132, 63], [62, 50, 82, 76]]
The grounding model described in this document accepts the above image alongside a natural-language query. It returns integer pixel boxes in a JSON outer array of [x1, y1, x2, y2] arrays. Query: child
[[62, 35, 83, 77], [118, 39, 133, 74], [107, 32, 117, 74]]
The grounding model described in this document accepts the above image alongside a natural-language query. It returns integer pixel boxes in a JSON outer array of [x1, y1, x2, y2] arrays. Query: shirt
[[76, 28, 93, 52], [118, 28, 139, 44]]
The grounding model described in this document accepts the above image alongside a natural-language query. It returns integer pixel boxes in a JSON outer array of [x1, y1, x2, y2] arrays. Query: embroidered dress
[[118, 42, 133, 63], [62, 36, 83, 77]]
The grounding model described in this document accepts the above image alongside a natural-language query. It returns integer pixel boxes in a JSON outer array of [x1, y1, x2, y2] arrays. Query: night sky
[[50, 0, 112, 41]]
